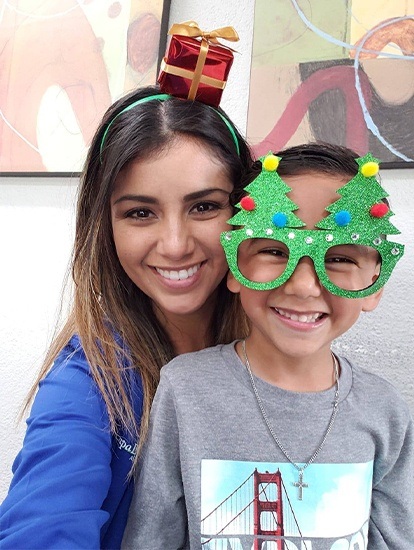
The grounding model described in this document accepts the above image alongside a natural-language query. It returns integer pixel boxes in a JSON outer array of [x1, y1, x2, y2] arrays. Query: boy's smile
[[273, 306, 324, 324], [228, 172, 383, 388]]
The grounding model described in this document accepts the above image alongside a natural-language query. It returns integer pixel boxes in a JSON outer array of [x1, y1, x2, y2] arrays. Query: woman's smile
[[154, 262, 202, 281]]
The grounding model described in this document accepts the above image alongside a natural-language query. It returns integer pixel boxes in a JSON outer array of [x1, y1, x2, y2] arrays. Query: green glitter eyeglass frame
[[221, 226, 404, 298], [220, 151, 405, 299]]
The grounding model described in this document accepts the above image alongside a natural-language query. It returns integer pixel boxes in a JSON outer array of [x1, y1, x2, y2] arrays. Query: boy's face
[[227, 172, 383, 362]]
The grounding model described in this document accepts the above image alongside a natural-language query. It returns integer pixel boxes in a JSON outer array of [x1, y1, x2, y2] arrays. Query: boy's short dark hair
[[239, 142, 389, 207], [275, 142, 359, 178]]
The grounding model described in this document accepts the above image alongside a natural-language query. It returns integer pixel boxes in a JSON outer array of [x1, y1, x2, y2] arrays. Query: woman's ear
[[227, 271, 242, 294], [362, 287, 384, 312]]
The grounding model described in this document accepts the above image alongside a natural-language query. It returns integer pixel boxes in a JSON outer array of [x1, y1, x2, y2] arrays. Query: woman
[[0, 85, 253, 549]]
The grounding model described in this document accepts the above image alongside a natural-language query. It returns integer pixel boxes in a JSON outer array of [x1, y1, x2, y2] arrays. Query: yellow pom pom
[[361, 161, 379, 177], [263, 154, 280, 172]]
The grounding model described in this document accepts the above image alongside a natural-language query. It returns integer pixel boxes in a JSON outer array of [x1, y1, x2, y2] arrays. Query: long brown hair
[[24, 85, 252, 465]]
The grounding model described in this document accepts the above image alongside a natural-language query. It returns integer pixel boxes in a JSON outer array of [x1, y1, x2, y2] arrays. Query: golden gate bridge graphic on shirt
[[201, 468, 369, 550]]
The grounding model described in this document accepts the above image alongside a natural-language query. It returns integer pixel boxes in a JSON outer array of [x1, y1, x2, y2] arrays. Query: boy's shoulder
[[161, 342, 237, 381], [342, 355, 411, 419]]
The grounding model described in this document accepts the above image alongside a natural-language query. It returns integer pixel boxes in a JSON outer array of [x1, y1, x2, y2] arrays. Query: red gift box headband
[[99, 93, 240, 162]]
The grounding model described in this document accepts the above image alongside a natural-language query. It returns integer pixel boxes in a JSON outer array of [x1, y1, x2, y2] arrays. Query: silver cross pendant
[[293, 470, 308, 500]]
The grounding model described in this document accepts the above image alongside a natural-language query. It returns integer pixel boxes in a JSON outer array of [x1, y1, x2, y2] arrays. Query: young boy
[[122, 144, 413, 550]]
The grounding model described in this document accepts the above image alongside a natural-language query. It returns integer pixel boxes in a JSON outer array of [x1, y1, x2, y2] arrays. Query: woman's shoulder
[[35, 333, 141, 416], [30, 334, 108, 421], [49, 334, 87, 371], [48, 334, 140, 381]]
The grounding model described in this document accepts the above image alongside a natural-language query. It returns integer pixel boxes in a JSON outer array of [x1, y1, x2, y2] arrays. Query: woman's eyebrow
[[113, 187, 230, 206], [183, 188, 231, 201], [113, 194, 158, 205]]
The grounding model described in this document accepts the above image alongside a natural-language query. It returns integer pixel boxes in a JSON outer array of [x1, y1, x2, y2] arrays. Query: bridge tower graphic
[[201, 467, 301, 548], [253, 469, 284, 550]]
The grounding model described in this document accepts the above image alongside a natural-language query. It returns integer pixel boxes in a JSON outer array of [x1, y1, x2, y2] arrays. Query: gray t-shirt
[[123, 342, 413, 549]]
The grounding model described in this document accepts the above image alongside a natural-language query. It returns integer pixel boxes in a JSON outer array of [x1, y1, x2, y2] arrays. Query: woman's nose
[[156, 218, 195, 260], [282, 257, 322, 298]]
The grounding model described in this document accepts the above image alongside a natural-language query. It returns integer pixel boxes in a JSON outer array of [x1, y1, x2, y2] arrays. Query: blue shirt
[[0, 335, 143, 549]]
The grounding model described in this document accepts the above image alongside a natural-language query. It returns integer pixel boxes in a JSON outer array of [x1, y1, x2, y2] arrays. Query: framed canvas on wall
[[247, 0, 414, 168], [0, 0, 171, 175]]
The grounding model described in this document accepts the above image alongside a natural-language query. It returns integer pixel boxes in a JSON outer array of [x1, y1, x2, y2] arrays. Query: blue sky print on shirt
[[201, 459, 373, 549]]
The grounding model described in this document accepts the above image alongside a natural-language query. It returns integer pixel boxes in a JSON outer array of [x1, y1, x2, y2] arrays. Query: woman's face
[[111, 138, 233, 323]]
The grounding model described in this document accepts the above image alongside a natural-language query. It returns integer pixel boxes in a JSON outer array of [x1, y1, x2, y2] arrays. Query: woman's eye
[[126, 208, 154, 219], [191, 202, 219, 214]]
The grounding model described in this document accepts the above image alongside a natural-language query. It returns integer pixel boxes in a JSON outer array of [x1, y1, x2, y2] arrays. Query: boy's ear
[[362, 287, 384, 312], [227, 271, 242, 294]]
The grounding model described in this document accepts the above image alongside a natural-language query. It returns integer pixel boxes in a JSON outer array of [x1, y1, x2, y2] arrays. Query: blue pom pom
[[334, 210, 352, 227], [272, 212, 287, 227]]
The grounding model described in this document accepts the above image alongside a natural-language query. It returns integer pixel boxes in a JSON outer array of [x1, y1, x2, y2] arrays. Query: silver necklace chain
[[241, 339, 340, 500]]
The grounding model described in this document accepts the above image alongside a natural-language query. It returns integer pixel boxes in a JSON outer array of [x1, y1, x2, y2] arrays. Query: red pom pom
[[370, 203, 389, 218], [240, 196, 256, 211]]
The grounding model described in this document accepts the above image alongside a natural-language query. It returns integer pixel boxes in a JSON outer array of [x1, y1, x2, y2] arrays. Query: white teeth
[[275, 308, 321, 323], [156, 263, 201, 281]]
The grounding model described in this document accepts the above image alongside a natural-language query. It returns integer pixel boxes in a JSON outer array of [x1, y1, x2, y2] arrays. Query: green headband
[[221, 152, 405, 298], [99, 93, 240, 162]]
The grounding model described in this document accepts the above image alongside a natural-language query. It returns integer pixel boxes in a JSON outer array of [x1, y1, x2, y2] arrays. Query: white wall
[[0, 178, 78, 500], [1, 0, 413, 500]]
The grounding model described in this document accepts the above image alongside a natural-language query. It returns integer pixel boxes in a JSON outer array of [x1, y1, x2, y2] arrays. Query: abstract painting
[[247, 0, 414, 167], [0, 0, 170, 173]]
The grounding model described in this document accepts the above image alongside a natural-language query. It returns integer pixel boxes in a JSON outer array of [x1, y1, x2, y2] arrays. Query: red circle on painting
[[128, 13, 160, 74], [108, 2, 122, 18]]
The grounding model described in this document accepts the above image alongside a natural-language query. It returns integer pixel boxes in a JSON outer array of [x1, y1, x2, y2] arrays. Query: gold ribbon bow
[[168, 21, 239, 44], [165, 21, 239, 101]]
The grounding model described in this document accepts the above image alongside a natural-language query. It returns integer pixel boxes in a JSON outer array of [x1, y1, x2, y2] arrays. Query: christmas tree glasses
[[221, 153, 405, 299]]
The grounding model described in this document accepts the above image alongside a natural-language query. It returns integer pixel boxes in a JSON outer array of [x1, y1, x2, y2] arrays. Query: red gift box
[[158, 21, 239, 107]]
